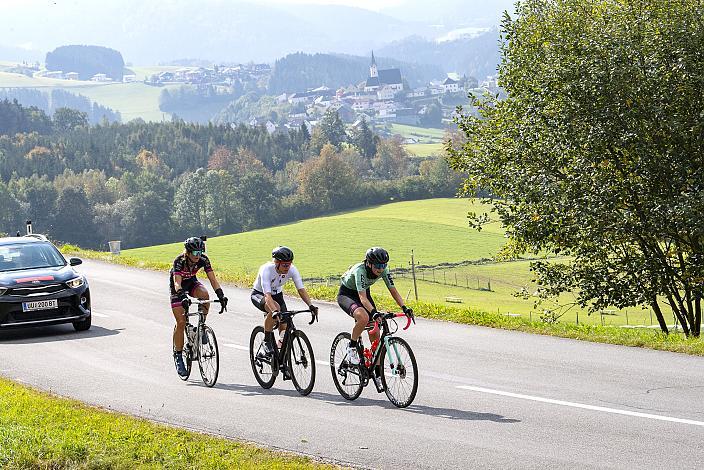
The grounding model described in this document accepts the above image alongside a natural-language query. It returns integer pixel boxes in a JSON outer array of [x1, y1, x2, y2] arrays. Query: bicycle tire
[[249, 326, 277, 388], [197, 324, 219, 387], [380, 337, 418, 408], [287, 330, 316, 396], [173, 325, 192, 380], [330, 332, 364, 401]]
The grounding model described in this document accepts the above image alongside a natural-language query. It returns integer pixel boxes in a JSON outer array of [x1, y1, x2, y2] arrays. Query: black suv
[[0, 234, 91, 331]]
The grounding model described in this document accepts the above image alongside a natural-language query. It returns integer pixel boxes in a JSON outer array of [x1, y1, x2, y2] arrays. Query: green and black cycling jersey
[[340, 262, 394, 292]]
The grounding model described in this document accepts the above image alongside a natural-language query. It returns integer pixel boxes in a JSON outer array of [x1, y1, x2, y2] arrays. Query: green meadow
[[125, 198, 506, 278], [0, 71, 176, 121], [404, 143, 445, 157]]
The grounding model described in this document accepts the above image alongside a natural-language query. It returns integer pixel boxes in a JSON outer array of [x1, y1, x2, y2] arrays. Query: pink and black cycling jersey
[[169, 253, 212, 297]]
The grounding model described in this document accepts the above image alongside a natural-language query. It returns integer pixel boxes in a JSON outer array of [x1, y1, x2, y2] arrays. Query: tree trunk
[[667, 293, 691, 337], [694, 294, 701, 338], [651, 299, 669, 334]]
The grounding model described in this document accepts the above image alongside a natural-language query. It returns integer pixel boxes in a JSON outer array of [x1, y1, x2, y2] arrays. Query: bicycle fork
[[383, 336, 405, 378]]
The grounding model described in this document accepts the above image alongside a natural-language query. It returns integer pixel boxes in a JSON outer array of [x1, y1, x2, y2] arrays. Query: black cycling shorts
[[337, 285, 376, 318], [251, 289, 288, 314], [169, 277, 203, 308]]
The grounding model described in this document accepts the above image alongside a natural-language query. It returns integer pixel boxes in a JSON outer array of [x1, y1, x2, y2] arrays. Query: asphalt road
[[1, 259, 703, 469]]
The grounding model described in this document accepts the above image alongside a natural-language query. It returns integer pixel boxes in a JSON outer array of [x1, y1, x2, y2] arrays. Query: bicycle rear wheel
[[197, 325, 219, 387], [287, 330, 315, 396], [249, 326, 277, 389], [173, 325, 192, 380], [380, 337, 418, 408], [330, 332, 364, 400]]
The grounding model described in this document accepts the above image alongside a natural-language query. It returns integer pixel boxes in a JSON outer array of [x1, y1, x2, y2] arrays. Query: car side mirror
[[69, 258, 83, 266]]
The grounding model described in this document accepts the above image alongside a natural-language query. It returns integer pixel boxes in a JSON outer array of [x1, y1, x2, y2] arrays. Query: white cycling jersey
[[253, 262, 304, 294]]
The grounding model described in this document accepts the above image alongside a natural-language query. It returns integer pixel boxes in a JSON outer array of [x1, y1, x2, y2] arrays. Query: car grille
[[7, 283, 67, 297], [3, 306, 78, 325]]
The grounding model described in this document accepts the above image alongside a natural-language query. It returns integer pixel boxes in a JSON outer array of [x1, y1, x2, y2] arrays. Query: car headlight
[[66, 276, 85, 289]]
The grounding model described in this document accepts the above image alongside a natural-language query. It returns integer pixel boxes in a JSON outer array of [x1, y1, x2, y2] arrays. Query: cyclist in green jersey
[[337, 247, 412, 366]]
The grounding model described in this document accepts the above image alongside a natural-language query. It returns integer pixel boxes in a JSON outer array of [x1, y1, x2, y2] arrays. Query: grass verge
[[61, 245, 704, 356], [0, 377, 336, 469]]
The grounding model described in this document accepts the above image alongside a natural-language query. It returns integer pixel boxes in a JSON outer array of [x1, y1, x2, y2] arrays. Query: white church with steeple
[[364, 51, 403, 93]]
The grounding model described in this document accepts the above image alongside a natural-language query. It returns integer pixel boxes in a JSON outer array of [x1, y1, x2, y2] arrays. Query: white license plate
[[22, 299, 58, 312]]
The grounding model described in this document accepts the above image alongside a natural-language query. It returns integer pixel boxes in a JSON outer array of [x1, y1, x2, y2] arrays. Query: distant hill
[[377, 29, 501, 80], [46, 45, 124, 81], [0, 88, 121, 124], [0, 0, 435, 64], [268, 52, 444, 94]]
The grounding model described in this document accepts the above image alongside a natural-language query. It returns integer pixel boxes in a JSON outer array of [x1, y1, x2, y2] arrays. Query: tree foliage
[[449, 0, 704, 336]]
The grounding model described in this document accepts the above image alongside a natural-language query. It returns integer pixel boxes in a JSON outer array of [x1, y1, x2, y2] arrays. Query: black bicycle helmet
[[184, 236, 205, 253], [272, 246, 294, 262], [365, 247, 389, 265]]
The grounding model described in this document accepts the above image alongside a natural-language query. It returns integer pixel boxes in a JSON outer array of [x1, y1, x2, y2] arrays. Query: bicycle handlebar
[[272, 307, 317, 325], [183, 298, 227, 314], [377, 311, 415, 330]]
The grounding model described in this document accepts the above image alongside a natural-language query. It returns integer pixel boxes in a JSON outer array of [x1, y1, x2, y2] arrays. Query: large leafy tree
[[449, 0, 704, 336]]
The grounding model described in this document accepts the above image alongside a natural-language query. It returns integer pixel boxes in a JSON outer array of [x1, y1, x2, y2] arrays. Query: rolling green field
[[404, 143, 445, 157], [388, 123, 445, 142], [125, 198, 505, 277], [0, 71, 177, 121], [124, 198, 673, 327]]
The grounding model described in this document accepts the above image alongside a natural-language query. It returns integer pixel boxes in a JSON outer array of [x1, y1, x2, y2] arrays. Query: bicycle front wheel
[[197, 325, 219, 387], [287, 330, 316, 396], [380, 337, 418, 408], [249, 326, 277, 388], [330, 332, 364, 401], [173, 325, 192, 380]]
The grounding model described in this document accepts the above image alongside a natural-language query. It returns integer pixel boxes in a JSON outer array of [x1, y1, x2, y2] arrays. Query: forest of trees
[[0, 100, 461, 250], [45, 45, 125, 81]]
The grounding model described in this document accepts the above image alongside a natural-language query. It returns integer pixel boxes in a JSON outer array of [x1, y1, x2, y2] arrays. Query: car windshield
[[0, 243, 66, 272]]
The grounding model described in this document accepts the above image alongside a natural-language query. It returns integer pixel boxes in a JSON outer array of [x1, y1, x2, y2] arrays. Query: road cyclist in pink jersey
[[170, 236, 228, 377]]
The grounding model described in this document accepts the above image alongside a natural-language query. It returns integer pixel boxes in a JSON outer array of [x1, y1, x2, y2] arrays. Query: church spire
[[370, 50, 378, 78]]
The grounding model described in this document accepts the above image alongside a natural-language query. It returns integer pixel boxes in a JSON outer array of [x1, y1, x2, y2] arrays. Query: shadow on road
[[0, 325, 121, 344], [213, 381, 520, 423]]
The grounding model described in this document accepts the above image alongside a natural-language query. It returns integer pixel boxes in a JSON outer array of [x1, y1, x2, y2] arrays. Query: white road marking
[[457, 385, 704, 427], [91, 312, 109, 318], [315, 360, 328, 366]]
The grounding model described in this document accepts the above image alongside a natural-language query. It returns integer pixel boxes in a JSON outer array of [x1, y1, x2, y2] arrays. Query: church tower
[[370, 51, 378, 78]]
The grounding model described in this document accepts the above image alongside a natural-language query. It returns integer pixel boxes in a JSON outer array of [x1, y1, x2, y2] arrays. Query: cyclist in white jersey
[[251, 246, 318, 356]]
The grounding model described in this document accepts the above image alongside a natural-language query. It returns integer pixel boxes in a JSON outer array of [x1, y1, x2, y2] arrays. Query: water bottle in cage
[[187, 324, 197, 344]]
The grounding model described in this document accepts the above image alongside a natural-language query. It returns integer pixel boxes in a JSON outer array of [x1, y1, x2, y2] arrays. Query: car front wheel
[[73, 314, 91, 331]]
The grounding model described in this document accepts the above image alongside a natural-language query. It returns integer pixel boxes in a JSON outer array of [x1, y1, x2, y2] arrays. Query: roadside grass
[[404, 143, 445, 157], [0, 377, 336, 469]]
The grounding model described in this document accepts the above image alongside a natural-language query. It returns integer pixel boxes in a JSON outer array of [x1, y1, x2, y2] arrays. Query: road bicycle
[[173, 298, 225, 387], [330, 311, 418, 408], [249, 308, 317, 395]]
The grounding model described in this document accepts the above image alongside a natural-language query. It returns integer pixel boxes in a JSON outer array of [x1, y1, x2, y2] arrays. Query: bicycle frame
[[268, 308, 315, 372], [362, 312, 414, 377], [182, 299, 225, 349]]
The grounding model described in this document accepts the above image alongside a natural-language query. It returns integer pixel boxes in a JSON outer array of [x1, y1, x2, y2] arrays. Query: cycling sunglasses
[[372, 262, 387, 270], [190, 250, 204, 256]]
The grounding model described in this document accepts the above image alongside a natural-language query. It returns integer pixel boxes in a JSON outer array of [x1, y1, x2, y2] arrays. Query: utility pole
[[410, 249, 418, 301]]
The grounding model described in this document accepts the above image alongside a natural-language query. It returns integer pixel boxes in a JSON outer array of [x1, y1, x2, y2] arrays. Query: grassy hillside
[[123, 198, 673, 326], [125, 198, 505, 277], [0, 71, 177, 121]]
